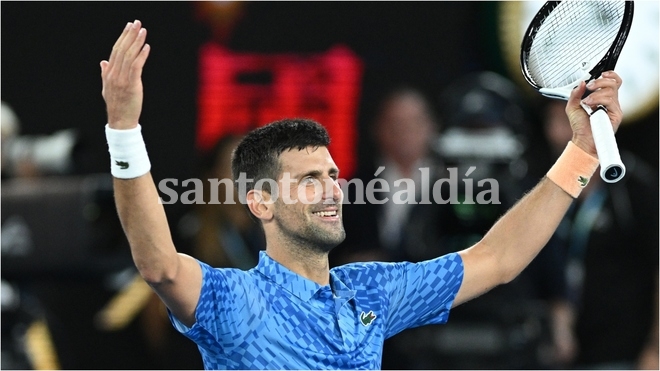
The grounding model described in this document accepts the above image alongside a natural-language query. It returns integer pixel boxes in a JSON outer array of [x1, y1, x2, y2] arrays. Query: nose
[[323, 177, 343, 204]]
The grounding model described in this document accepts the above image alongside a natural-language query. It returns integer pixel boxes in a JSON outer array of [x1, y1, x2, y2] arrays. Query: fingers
[[582, 71, 623, 124], [121, 26, 148, 78], [101, 21, 150, 129], [566, 81, 588, 117], [568, 80, 587, 105], [564, 71, 624, 156], [131, 42, 151, 81], [599, 71, 622, 88], [582, 72, 621, 104], [105, 20, 147, 79], [107, 22, 134, 69]]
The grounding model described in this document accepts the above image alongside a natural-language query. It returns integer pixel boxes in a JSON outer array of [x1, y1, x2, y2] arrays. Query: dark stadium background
[[2, 2, 657, 369]]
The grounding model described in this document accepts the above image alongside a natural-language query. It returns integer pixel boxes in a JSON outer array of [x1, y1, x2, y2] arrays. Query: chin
[[313, 231, 346, 254]]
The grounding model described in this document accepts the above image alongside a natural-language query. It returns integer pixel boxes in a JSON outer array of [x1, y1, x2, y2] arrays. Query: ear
[[246, 189, 274, 221]]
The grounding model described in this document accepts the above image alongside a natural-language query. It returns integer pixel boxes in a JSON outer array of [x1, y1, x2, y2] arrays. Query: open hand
[[100, 20, 150, 130]]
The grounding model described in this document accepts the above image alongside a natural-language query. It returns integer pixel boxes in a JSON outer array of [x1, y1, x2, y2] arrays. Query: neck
[[265, 242, 331, 286]]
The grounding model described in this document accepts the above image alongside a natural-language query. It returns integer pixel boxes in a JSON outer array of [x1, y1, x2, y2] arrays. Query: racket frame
[[520, 1, 635, 96], [519, 0, 635, 183]]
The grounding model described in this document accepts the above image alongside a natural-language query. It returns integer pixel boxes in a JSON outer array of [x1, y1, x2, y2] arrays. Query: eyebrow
[[295, 167, 340, 180]]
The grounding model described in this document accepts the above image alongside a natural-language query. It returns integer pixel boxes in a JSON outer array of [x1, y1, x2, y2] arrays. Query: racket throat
[[538, 87, 572, 100], [539, 71, 593, 100]]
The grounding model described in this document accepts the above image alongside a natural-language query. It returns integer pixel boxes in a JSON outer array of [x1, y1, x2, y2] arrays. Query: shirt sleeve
[[167, 260, 243, 356], [382, 252, 464, 338]]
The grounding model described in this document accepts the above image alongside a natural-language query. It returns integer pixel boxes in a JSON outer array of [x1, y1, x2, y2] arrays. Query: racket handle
[[590, 107, 626, 183]]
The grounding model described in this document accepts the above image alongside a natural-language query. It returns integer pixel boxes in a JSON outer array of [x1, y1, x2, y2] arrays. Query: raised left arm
[[453, 72, 623, 306]]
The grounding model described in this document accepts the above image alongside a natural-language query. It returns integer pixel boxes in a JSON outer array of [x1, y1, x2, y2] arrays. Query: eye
[[302, 176, 316, 184]]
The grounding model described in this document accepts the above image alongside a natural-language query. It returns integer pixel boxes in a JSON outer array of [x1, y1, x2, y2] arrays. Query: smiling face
[[268, 145, 345, 254]]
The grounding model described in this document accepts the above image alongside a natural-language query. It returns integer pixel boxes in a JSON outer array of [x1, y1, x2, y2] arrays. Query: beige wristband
[[546, 141, 600, 198]]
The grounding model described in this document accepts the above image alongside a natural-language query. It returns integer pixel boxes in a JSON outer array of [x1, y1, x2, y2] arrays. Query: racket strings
[[526, 1, 625, 88]]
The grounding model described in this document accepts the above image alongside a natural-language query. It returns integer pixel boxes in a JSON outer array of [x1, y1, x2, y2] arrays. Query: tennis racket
[[520, 1, 634, 183]]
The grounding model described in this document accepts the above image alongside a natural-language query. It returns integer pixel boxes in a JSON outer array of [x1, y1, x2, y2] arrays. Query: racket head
[[520, 1, 634, 100]]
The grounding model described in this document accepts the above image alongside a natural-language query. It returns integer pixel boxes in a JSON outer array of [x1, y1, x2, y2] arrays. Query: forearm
[[114, 173, 179, 283], [455, 140, 600, 306], [455, 176, 574, 306], [480, 176, 573, 282]]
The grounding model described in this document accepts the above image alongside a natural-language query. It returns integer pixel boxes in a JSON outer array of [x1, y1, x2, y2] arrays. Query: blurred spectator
[[1, 100, 62, 370], [178, 134, 266, 269], [332, 85, 446, 266], [1, 101, 79, 179], [541, 99, 659, 370]]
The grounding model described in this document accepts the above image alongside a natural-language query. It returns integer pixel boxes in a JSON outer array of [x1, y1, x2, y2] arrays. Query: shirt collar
[[254, 251, 355, 302]]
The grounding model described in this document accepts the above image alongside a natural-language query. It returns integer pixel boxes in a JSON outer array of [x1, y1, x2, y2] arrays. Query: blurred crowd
[[2, 2, 657, 370]]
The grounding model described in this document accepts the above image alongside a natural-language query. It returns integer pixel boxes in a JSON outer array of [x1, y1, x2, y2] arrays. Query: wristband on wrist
[[546, 141, 600, 198], [105, 124, 151, 179]]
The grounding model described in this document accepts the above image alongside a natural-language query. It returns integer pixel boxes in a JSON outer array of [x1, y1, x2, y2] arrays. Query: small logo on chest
[[360, 310, 377, 326]]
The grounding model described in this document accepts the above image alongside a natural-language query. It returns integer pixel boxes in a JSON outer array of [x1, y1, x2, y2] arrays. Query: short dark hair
[[231, 118, 331, 196]]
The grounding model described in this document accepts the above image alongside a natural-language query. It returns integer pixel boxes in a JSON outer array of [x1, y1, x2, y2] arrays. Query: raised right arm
[[100, 20, 201, 327]]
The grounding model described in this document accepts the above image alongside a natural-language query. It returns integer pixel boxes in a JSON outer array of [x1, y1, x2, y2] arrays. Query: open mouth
[[312, 210, 339, 219]]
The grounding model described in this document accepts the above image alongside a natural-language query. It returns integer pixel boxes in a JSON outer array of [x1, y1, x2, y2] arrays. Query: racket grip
[[590, 107, 625, 183]]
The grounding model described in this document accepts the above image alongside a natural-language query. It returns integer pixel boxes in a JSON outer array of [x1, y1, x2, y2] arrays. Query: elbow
[[479, 240, 526, 285], [500, 269, 519, 285], [498, 259, 525, 285], [135, 258, 179, 286]]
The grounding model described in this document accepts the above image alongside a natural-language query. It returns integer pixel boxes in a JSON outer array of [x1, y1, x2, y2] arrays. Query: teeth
[[313, 211, 337, 217]]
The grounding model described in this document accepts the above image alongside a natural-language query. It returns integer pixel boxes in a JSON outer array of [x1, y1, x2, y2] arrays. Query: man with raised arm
[[100, 20, 623, 369]]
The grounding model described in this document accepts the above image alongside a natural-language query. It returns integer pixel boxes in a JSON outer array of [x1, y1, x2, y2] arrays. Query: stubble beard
[[274, 204, 346, 254]]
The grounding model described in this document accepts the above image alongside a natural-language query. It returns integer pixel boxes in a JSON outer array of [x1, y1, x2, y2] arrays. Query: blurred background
[[2, 2, 658, 370]]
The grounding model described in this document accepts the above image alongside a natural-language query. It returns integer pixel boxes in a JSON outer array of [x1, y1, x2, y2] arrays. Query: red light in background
[[196, 43, 364, 178]]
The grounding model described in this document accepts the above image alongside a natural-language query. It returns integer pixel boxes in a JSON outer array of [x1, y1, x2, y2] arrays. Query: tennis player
[[100, 21, 623, 369]]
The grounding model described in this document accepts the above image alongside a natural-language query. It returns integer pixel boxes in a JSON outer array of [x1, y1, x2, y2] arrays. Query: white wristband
[[105, 124, 151, 179]]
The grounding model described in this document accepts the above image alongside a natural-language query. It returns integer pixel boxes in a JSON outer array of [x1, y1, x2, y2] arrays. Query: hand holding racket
[[520, 1, 634, 183]]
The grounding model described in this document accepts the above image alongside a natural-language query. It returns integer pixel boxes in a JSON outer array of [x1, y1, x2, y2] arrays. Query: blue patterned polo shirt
[[169, 251, 463, 370]]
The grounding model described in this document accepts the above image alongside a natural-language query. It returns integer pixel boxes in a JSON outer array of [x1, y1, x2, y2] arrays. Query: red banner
[[197, 43, 363, 178]]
